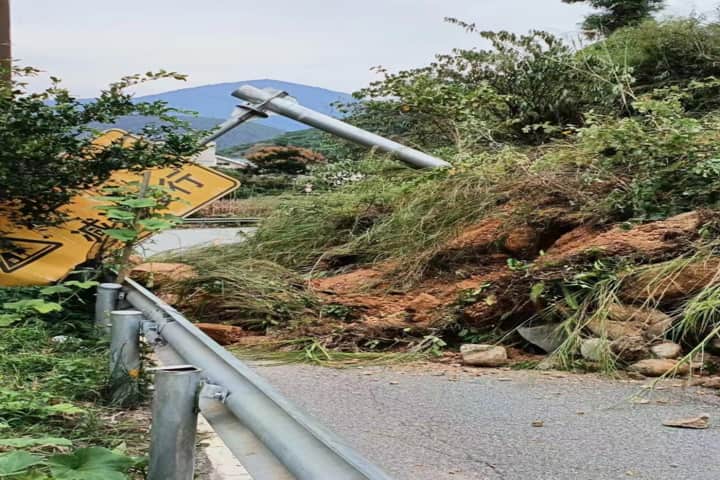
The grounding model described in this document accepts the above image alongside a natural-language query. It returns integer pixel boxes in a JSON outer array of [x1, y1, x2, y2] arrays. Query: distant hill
[[135, 80, 354, 132], [92, 115, 283, 149]]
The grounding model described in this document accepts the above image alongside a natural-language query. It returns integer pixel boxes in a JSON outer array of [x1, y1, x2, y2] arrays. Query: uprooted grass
[[158, 256, 319, 330], [540, 249, 720, 375], [230, 338, 427, 367], [189, 150, 529, 281], [543, 269, 626, 375]]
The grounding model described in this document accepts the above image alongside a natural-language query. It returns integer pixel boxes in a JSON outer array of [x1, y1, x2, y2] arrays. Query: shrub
[[347, 24, 628, 149], [591, 19, 720, 98], [0, 67, 203, 226], [538, 90, 720, 220]]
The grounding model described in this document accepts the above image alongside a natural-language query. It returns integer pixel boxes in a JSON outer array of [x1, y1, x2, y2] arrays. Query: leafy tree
[[0, 67, 203, 226], [563, 0, 665, 34], [245, 145, 326, 174]]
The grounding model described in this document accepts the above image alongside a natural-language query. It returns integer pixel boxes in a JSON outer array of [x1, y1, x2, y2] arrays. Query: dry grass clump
[[159, 255, 318, 330], [192, 196, 286, 218]]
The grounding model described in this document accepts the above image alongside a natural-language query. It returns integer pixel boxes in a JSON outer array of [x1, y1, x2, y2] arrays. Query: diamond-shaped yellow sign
[[0, 130, 240, 286]]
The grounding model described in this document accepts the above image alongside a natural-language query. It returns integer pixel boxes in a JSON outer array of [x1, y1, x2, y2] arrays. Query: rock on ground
[[629, 359, 689, 377], [610, 336, 650, 362], [587, 304, 672, 341], [580, 338, 608, 362], [461, 344, 508, 367], [651, 342, 683, 359]]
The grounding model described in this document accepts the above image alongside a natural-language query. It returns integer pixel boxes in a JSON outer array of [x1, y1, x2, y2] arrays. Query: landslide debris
[[144, 204, 720, 380]]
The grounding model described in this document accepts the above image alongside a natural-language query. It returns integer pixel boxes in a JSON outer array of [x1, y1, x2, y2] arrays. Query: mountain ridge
[[136, 79, 354, 132]]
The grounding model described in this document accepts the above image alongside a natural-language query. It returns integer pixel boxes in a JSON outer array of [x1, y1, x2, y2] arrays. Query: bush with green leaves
[[347, 23, 628, 150], [588, 18, 720, 99], [0, 280, 98, 331], [538, 88, 720, 220], [0, 67, 203, 226], [95, 181, 181, 280]]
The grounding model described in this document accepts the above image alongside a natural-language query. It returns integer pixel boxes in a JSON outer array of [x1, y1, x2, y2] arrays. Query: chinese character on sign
[[72, 219, 114, 242], [159, 170, 204, 194]]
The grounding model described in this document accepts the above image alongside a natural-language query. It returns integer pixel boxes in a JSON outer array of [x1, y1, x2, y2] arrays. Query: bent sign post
[[0, 130, 240, 286]]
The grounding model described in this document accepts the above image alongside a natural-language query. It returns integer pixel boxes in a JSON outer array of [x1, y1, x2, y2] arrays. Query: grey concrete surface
[[254, 364, 720, 480]]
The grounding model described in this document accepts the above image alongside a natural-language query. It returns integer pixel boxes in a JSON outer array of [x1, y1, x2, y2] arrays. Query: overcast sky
[[9, 0, 719, 96]]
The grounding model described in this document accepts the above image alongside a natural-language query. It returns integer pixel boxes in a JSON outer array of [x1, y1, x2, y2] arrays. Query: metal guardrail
[[102, 279, 393, 480], [182, 217, 261, 226]]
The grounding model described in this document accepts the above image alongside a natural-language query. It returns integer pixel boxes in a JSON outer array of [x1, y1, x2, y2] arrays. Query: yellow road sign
[[0, 130, 240, 286]]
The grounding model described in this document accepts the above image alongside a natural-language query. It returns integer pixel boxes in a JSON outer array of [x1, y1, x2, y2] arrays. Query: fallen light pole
[[231, 85, 451, 169], [199, 90, 288, 146]]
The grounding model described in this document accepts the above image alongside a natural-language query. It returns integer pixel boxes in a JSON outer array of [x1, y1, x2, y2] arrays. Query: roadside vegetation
[[0, 284, 149, 479], [1, 68, 197, 477], [158, 10, 720, 378]]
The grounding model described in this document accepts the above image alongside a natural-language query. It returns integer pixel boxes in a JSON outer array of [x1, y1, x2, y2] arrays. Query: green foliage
[[589, 19, 720, 98], [544, 90, 720, 220], [0, 67, 203, 226], [563, 0, 665, 34], [0, 437, 73, 448], [0, 389, 85, 427], [0, 451, 44, 476], [47, 447, 136, 480], [0, 281, 98, 329], [231, 173, 409, 270], [0, 447, 138, 480], [0, 318, 147, 462], [95, 181, 180, 280], [348, 24, 628, 149], [95, 182, 180, 244]]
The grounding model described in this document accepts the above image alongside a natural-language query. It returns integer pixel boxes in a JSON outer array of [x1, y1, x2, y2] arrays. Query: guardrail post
[[109, 309, 142, 406], [149, 365, 203, 480], [95, 283, 122, 334]]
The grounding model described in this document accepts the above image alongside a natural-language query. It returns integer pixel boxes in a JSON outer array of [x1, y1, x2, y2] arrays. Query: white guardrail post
[[105, 279, 394, 480]]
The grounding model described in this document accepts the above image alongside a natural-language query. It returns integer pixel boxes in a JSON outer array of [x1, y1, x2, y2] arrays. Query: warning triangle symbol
[[0, 238, 63, 273]]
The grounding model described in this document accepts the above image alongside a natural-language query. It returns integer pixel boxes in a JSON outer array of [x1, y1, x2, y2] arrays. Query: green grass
[[0, 321, 149, 459]]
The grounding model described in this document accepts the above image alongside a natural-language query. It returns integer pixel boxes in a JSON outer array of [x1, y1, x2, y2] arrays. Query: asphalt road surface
[[255, 363, 720, 480]]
